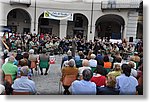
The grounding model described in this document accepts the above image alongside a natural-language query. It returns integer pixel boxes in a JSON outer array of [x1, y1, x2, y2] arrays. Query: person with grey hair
[[78, 59, 91, 80], [4, 52, 18, 65], [12, 66, 37, 94], [68, 59, 76, 67], [2, 56, 18, 81], [28, 49, 38, 74], [89, 54, 97, 68], [70, 69, 96, 95], [61, 59, 78, 95]]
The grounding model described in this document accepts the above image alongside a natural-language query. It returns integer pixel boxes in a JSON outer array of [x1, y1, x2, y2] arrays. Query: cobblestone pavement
[[31, 54, 65, 95]]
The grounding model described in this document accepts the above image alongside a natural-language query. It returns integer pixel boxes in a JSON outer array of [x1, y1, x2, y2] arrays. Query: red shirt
[[90, 75, 106, 87], [40, 34, 44, 39]]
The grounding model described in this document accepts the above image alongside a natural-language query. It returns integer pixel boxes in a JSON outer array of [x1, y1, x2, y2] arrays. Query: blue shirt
[[116, 74, 138, 95], [71, 80, 96, 95], [12, 76, 36, 94]]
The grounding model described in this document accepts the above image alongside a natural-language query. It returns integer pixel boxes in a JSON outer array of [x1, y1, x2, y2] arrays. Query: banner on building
[[44, 11, 73, 21]]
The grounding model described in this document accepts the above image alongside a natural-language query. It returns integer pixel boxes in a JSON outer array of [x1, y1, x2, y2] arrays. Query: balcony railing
[[101, 1, 140, 10], [10, 0, 31, 7]]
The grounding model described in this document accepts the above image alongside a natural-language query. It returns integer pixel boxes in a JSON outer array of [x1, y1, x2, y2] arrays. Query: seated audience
[[61, 50, 72, 68], [78, 59, 91, 79], [12, 66, 37, 94], [2, 56, 18, 81], [61, 59, 78, 95], [28, 49, 38, 74], [90, 66, 106, 87], [71, 69, 96, 95], [108, 64, 122, 78], [17, 59, 32, 79], [116, 64, 138, 95], [97, 74, 119, 95], [128, 61, 137, 78], [89, 54, 97, 68], [39, 49, 50, 75]]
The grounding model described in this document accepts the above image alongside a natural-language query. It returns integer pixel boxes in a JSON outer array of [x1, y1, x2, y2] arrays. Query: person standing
[[71, 38, 77, 57]]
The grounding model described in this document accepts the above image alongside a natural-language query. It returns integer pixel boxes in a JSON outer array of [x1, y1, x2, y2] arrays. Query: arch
[[95, 14, 125, 39], [67, 13, 89, 39], [7, 8, 31, 34], [38, 12, 60, 36]]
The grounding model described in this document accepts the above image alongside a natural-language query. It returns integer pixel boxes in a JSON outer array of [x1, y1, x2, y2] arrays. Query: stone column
[[59, 20, 67, 39]]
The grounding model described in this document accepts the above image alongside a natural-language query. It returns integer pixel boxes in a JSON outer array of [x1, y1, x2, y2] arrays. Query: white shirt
[[89, 59, 97, 67], [78, 67, 91, 76], [116, 74, 138, 95]]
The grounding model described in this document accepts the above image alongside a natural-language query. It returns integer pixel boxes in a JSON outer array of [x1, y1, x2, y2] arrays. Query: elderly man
[[12, 66, 37, 95], [78, 59, 91, 79], [70, 69, 96, 95], [2, 56, 18, 81]]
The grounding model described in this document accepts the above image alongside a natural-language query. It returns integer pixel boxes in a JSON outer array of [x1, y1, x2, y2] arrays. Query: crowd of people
[[0, 32, 143, 95]]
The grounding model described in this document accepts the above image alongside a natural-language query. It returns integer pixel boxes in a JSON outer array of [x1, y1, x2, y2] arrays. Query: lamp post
[[90, 0, 94, 34], [34, 0, 36, 31]]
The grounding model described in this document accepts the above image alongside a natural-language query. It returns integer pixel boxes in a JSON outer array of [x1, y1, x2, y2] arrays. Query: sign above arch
[[44, 11, 73, 21]]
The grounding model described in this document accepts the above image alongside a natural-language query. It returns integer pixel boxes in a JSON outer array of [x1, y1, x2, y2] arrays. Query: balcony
[[10, 0, 31, 7], [101, 1, 140, 11]]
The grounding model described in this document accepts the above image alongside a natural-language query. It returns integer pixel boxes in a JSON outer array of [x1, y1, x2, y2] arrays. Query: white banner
[[44, 11, 73, 21]]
